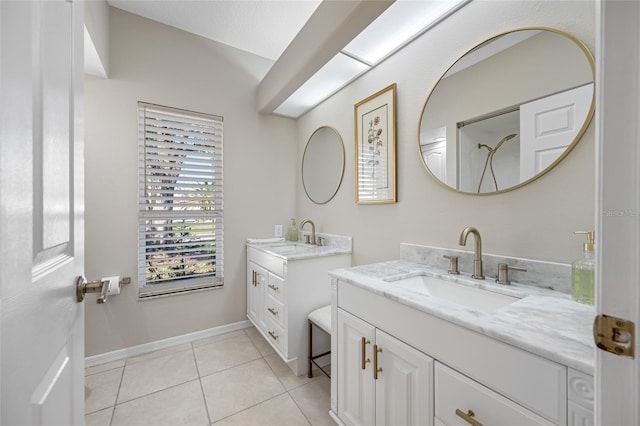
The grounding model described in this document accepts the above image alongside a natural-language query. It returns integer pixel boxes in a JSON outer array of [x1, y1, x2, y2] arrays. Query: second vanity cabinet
[[331, 279, 594, 426], [247, 244, 351, 376], [248, 260, 285, 350]]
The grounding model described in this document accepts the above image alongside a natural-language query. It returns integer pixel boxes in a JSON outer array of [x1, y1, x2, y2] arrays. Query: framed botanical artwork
[[354, 83, 397, 204]]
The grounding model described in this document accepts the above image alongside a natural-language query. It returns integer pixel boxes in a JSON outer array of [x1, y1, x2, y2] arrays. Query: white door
[[421, 141, 447, 183], [520, 83, 594, 181], [596, 1, 639, 424], [375, 329, 433, 426], [337, 309, 375, 426], [0, 1, 85, 424]]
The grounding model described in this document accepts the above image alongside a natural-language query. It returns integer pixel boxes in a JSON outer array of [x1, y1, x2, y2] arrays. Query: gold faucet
[[300, 219, 316, 245], [459, 226, 484, 279]]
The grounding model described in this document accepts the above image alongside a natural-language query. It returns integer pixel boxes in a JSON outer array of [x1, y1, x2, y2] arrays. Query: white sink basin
[[387, 275, 520, 313]]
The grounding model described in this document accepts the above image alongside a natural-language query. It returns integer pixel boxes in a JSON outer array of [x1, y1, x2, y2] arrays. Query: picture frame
[[354, 83, 397, 204]]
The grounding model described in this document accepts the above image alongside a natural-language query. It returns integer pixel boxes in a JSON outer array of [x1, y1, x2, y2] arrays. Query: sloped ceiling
[[107, 0, 322, 61]]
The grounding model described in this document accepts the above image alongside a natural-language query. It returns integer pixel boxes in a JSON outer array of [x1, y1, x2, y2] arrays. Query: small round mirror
[[419, 27, 595, 194], [302, 126, 345, 204]]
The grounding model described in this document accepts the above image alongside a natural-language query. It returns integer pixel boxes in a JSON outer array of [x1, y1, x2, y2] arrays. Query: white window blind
[[137, 102, 223, 297]]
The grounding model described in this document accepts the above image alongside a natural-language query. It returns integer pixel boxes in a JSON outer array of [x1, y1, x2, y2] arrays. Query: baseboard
[[85, 320, 253, 367], [329, 410, 345, 426]]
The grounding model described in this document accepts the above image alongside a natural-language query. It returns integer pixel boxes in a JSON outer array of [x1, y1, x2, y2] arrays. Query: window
[[137, 102, 223, 297]]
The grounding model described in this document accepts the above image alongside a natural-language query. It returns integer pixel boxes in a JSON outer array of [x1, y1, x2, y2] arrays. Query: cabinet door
[[247, 262, 267, 330], [337, 309, 376, 426], [375, 329, 434, 426]]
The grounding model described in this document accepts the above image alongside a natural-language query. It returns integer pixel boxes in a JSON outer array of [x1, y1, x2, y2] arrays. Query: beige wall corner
[[84, 8, 296, 357]]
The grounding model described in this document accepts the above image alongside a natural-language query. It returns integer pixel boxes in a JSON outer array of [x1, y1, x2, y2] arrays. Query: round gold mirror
[[302, 126, 345, 204], [418, 27, 595, 195]]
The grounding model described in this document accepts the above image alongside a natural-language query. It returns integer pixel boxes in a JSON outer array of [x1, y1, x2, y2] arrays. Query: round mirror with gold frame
[[418, 27, 595, 195], [302, 126, 345, 204]]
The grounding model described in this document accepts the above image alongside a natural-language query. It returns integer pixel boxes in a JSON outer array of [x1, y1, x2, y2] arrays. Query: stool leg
[[308, 320, 313, 378]]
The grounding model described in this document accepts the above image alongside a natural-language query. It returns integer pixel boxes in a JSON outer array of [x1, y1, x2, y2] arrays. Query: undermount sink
[[386, 275, 521, 313]]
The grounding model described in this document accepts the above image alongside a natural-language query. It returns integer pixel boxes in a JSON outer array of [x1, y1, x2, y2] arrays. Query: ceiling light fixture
[[274, 52, 369, 117], [274, 0, 470, 118], [343, 0, 468, 65]]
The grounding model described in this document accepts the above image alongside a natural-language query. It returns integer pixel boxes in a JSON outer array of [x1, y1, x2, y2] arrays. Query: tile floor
[[85, 327, 333, 426]]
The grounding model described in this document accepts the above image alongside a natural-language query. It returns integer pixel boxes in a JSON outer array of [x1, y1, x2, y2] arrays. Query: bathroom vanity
[[329, 244, 595, 426], [246, 234, 351, 376]]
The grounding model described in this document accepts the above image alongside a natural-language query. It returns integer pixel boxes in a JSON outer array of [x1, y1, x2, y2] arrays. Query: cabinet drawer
[[248, 247, 285, 276], [267, 273, 285, 302], [265, 317, 287, 355], [265, 295, 285, 328], [435, 362, 554, 426]]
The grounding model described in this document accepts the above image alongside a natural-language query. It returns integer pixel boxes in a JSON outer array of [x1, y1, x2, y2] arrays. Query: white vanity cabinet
[[337, 308, 434, 426], [247, 259, 288, 354], [332, 279, 594, 426], [246, 245, 350, 375]]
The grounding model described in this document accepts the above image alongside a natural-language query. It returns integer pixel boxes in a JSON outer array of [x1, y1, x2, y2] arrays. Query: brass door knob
[[76, 276, 109, 304]]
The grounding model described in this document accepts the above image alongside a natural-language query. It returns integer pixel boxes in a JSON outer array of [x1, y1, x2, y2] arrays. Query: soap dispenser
[[572, 231, 595, 305], [287, 218, 298, 241]]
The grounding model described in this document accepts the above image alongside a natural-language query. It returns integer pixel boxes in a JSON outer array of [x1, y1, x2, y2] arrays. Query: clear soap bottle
[[572, 231, 595, 305], [287, 218, 298, 241]]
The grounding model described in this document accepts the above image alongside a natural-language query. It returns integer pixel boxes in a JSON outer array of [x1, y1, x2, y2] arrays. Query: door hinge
[[593, 314, 635, 358]]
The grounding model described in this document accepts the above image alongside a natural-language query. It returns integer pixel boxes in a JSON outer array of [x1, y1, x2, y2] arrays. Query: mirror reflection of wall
[[419, 28, 595, 195], [302, 126, 345, 204]]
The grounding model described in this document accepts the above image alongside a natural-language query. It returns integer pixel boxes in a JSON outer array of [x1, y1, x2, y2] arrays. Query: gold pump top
[[575, 231, 595, 252]]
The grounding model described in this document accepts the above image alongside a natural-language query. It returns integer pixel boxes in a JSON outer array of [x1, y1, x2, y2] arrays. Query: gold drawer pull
[[267, 307, 278, 316], [455, 409, 483, 426], [268, 331, 278, 340], [373, 345, 383, 380], [361, 337, 371, 370], [268, 284, 279, 291]]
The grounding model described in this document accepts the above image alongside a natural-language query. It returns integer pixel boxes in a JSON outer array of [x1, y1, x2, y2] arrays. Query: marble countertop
[[247, 234, 352, 261], [329, 259, 595, 375]]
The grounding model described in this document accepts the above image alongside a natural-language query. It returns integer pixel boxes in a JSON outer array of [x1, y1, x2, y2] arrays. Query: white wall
[[84, 8, 297, 356], [84, 0, 110, 77], [296, 1, 596, 267]]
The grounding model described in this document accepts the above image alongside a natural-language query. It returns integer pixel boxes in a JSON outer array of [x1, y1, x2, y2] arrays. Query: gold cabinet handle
[[268, 284, 279, 291], [268, 331, 278, 340], [361, 337, 371, 370], [267, 307, 278, 316], [455, 409, 483, 426], [373, 345, 383, 380], [251, 270, 257, 286]]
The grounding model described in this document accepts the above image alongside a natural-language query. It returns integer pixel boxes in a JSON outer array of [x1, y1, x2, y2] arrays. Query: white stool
[[308, 305, 331, 378]]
